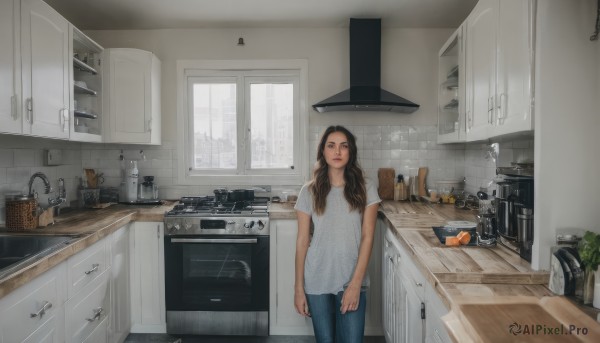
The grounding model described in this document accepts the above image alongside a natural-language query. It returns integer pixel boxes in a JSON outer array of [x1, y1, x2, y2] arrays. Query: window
[[177, 60, 308, 185]]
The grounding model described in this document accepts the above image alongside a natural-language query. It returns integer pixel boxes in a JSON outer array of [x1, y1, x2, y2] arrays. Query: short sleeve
[[365, 178, 381, 208], [294, 183, 313, 215]]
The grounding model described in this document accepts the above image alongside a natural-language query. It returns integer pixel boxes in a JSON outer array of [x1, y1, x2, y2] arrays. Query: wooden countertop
[[0, 201, 175, 299]]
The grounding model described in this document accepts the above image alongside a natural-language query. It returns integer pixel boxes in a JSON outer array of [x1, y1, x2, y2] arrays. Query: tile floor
[[125, 334, 386, 343]]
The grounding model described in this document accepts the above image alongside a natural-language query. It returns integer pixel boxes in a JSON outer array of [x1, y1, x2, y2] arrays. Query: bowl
[[432, 226, 477, 246]]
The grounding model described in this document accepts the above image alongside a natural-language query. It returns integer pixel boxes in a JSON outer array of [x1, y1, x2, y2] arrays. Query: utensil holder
[[5, 197, 38, 230]]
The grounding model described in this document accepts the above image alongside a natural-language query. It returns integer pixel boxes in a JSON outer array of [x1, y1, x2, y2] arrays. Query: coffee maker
[[495, 162, 534, 262]]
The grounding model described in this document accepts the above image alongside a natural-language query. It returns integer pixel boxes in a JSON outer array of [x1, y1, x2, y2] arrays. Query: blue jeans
[[305, 291, 367, 343]]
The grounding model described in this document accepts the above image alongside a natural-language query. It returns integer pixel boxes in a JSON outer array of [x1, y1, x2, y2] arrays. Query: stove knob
[[166, 222, 174, 230], [183, 220, 192, 230], [173, 223, 181, 231], [244, 220, 255, 229], [257, 220, 265, 230]]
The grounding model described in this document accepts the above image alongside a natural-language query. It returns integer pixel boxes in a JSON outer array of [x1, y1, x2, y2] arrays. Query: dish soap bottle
[[398, 174, 408, 201]]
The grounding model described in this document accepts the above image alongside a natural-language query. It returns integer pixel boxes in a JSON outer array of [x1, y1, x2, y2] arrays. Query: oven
[[164, 197, 270, 336]]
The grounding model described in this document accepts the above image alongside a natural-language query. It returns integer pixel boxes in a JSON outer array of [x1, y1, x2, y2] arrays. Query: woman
[[294, 125, 380, 343]]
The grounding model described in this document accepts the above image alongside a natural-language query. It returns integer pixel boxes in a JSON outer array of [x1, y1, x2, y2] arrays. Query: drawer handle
[[84, 263, 100, 275], [86, 307, 104, 322], [415, 282, 423, 287], [30, 301, 52, 319]]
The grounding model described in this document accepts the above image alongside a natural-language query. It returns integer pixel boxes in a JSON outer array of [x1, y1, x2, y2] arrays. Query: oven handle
[[170, 238, 258, 244]]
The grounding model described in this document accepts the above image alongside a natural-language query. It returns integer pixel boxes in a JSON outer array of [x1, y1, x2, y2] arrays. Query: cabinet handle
[[498, 93, 507, 123], [26, 98, 33, 124], [84, 263, 100, 275], [60, 107, 68, 132], [85, 307, 104, 322], [30, 301, 52, 319], [11, 95, 18, 120], [415, 282, 423, 287], [147, 118, 152, 132], [466, 110, 472, 129], [388, 256, 394, 264], [487, 96, 494, 124]]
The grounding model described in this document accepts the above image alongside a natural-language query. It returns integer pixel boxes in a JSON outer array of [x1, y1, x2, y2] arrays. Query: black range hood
[[313, 18, 419, 113]]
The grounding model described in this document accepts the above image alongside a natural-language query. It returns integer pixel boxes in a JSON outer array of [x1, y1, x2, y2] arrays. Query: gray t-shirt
[[294, 179, 381, 295]]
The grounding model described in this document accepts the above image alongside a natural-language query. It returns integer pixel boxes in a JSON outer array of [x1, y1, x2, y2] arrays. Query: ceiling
[[44, 0, 478, 30]]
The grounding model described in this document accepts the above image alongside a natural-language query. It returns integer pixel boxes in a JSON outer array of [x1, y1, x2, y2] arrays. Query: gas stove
[[164, 196, 270, 236]]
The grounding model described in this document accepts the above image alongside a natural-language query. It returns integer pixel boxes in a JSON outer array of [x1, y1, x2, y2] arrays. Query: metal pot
[[214, 188, 228, 203], [228, 189, 245, 202]]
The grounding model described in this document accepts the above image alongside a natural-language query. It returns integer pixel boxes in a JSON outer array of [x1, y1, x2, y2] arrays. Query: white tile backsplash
[[0, 127, 534, 220]]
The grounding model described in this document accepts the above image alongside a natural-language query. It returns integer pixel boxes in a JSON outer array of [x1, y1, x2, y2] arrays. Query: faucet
[[49, 178, 67, 215], [28, 172, 52, 197]]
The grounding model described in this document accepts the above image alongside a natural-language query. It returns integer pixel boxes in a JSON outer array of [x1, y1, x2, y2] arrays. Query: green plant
[[579, 231, 600, 272]]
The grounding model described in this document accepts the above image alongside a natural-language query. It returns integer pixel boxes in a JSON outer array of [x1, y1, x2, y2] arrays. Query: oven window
[[182, 244, 252, 306]]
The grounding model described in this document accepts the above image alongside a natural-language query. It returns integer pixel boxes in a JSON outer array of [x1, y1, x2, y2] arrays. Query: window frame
[[176, 59, 308, 186]]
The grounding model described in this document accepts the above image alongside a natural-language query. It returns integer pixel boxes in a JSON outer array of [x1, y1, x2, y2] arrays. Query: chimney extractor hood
[[313, 18, 419, 113]]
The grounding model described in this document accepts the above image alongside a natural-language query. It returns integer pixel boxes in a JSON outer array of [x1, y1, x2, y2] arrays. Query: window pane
[[250, 83, 294, 169], [192, 83, 237, 169]]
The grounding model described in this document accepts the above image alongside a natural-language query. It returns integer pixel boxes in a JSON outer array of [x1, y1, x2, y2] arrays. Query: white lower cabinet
[[65, 269, 110, 343], [0, 263, 67, 343], [270, 219, 382, 336], [130, 222, 166, 333], [110, 223, 131, 343], [382, 223, 451, 343], [269, 219, 313, 335]]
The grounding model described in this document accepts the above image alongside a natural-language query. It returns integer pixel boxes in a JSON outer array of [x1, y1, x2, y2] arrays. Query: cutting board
[[377, 168, 395, 200], [446, 296, 600, 342]]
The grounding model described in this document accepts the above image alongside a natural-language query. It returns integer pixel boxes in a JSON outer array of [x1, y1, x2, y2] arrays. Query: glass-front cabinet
[[437, 25, 466, 144], [70, 27, 103, 142]]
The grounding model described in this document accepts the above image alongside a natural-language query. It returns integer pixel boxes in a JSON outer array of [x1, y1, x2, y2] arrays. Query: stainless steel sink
[[0, 233, 83, 279]]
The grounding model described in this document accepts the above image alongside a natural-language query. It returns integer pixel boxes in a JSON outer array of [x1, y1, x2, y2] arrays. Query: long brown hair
[[309, 126, 366, 215]]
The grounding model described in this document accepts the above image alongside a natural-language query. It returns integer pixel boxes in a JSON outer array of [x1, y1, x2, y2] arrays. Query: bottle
[[398, 174, 408, 201]]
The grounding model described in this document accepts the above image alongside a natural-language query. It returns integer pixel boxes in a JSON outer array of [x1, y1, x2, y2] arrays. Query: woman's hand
[[340, 284, 361, 314], [294, 288, 310, 317]]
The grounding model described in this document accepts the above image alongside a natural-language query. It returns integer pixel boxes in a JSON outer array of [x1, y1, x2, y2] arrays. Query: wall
[[0, 135, 82, 224]]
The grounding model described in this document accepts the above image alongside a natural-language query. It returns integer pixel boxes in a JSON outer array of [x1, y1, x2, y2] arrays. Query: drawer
[[65, 269, 110, 343], [0, 263, 67, 343], [68, 238, 108, 299], [82, 317, 108, 343], [23, 307, 65, 343], [386, 229, 426, 299]]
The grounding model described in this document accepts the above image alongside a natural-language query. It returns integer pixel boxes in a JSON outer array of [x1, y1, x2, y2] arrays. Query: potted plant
[[579, 231, 600, 307]]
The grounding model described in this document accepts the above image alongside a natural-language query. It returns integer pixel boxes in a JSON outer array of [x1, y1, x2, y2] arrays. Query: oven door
[[164, 235, 269, 311]]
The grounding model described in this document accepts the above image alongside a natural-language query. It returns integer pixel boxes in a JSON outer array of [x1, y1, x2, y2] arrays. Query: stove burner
[[166, 196, 269, 216]]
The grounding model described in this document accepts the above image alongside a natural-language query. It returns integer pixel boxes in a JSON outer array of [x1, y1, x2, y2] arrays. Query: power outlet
[[44, 149, 62, 166]]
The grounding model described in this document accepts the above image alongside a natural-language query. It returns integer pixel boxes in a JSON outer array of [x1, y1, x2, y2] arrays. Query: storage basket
[[5, 195, 38, 230]]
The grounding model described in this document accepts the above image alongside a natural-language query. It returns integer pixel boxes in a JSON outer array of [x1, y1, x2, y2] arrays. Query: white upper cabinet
[[492, 0, 534, 136], [0, 0, 21, 135], [464, 0, 534, 142], [103, 48, 161, 145], [437, 25, 466, 143], [21, 0, 70, 139], [465, 0, 497, 141]]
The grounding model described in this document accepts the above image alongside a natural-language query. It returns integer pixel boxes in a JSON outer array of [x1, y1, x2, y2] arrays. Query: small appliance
[[123, 160, 138, 202], [495, 162, 534, 261]]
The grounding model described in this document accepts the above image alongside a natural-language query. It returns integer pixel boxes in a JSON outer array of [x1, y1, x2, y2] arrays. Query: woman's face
[[323, 131, 350, 170]]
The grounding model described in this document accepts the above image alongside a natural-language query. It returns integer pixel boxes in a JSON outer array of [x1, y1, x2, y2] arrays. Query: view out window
[[178, 62, 306, 185]]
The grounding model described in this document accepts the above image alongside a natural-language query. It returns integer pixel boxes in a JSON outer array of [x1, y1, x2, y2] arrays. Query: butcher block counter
[[271, 200, 600, 341], [0, 201, 174, 299]]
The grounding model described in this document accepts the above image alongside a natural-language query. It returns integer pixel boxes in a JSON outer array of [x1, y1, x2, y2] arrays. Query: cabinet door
[[130, 222, 166, 333], [65, 270, 110, 343], [493, 0, 533, 136], [269, 219, 313, 335], [393, 257, 406, 343], [21, 0, 70, 139], [105, 49, 152, 143], [465, 0, 497, 141], [110, 225, 131, 343], [0, 0, 20, 134], [0, 263, 67, 343], [402, 276, 425, 343], [382, 233, 398, 343]]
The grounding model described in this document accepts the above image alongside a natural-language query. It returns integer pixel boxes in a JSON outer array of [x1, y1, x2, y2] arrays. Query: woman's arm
[[294, 210, 312, 317], [340, 202, 379, 314]]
